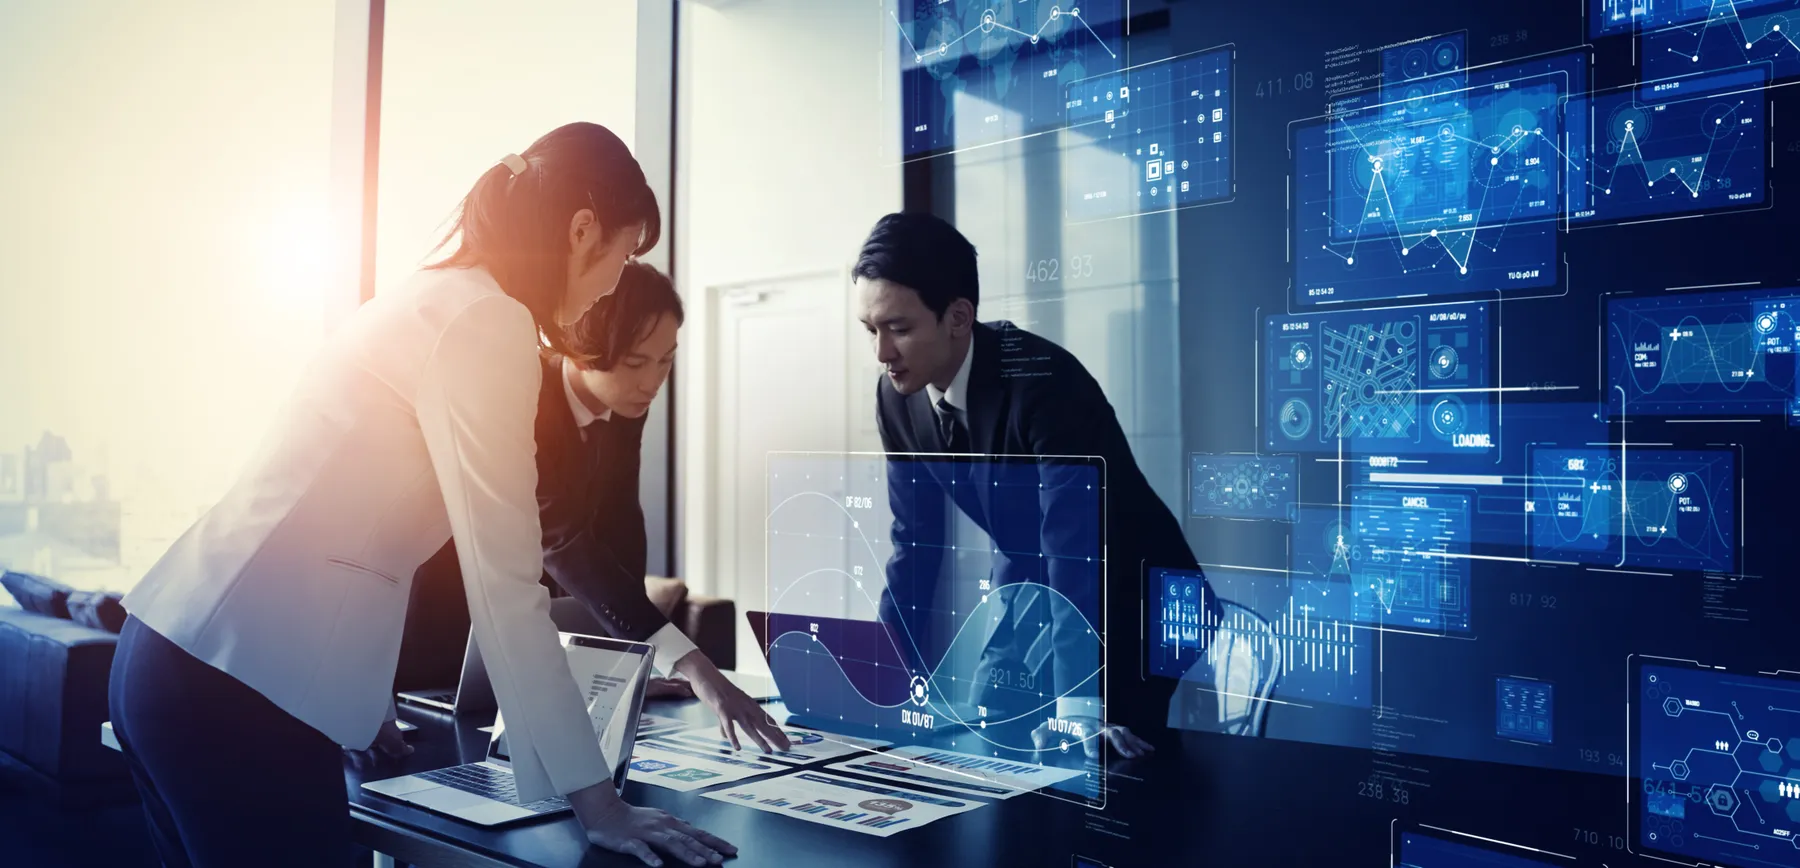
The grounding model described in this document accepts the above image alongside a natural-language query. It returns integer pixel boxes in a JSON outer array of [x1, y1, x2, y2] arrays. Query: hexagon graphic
[[1759, 778, 1783, 803], [1707, 784, 1739, 816], [1762, 749, 1785, 773], [1789, 799, 1800, 824], [1671, 760, 1691, 780], [1664, 697, 1684, 718]]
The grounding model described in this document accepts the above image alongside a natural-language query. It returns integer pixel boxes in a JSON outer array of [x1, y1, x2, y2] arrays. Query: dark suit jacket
[[405, 357, 671, 674], [530, 357, 672, 644], [874, 321, 1207, 731]]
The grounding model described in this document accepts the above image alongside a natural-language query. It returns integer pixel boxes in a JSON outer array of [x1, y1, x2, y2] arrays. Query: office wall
[[675, 0, 903, 597], [374, 0, 640, 296], [0, 2, 339, 592]]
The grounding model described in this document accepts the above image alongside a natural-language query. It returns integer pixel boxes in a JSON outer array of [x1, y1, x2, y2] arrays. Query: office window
[[0, 2, 337, 593], [374, 0, 639, 297]]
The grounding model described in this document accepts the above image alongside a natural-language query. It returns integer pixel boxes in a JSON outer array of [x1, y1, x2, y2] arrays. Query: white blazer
[[124, 266, 608, 804]]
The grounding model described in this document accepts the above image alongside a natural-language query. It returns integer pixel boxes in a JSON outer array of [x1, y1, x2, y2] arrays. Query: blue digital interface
[[1571, 66, 1768, 224], [1528, 447, 1737, 573], [1400, 830, 1561, 867], [1496, 677, 1555, 744], [1591, 0, 1790, 37], [1292, 55, 1576, 304], [1637, 661, 1800, 868], [1188, 453, 1296, 520], [1064, 47, 1233, 219], [1380, 34, 1466, 106], [1607, 287, 1800, 417], [893, 0, 1123, 156], [765, 452, 1104, 802], [1640, 2, 1800, 81], [1291, 504, 1360, 582], [1152, 566, 1370, 707], [1266, 303, 1493, 454], [1349, 488, 1471, 633]]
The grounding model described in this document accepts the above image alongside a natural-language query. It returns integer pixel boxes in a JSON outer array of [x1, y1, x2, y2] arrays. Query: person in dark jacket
[[853, 212, 1214, 756]]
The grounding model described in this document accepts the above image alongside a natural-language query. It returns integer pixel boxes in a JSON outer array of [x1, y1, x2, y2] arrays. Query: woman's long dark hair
[[567, 261, 685, 371], [427, 122, 660, 359]]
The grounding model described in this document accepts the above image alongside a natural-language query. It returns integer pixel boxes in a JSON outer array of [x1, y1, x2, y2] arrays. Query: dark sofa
[[0, 603, 133, 807]]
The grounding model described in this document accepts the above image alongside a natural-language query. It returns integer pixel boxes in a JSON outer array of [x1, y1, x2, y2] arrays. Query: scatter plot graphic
[[1571, 67, 1767, 225], [1636, 659, 1800, 868], [1640, 1, 1800, 81], [1064, 46, 1234, 219], [1292, 54, 1579, 303], [893, 0, 1123, 156], [1188, 453, 1296, 520], [1528, 447, 1737, 573], [1266, 303, 1492, 454], [1607, 288, 1800, 417]]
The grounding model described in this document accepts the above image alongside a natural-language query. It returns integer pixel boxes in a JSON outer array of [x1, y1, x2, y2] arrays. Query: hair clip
[[500, 153, 529, 177]]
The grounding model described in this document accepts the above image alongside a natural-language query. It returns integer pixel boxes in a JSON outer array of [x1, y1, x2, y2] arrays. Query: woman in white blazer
[[108, 122, 733, 868]]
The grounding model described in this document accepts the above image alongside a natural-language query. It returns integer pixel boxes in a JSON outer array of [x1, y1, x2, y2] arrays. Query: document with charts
[[825, 745, 1085, 799], [625, 739, 783, 792], [701, 770, 983, 837], [663, 726, 890, 766]]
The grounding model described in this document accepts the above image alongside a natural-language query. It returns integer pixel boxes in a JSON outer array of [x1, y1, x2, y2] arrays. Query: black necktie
[[936, 397, 968, 453]]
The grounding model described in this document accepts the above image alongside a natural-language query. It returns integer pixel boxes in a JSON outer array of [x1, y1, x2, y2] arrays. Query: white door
[[710, 270, 861, 672]]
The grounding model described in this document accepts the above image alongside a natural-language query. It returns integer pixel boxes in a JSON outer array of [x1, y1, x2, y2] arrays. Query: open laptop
[[395, 627, 497, 716], [364, 633, 653, 826]]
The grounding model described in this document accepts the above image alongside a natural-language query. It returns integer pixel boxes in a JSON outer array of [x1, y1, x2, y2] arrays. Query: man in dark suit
[[413, 263, 788, 753], [854, 213, 1212, 756]]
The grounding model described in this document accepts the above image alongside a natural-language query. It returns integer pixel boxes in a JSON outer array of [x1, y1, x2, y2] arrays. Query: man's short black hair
[[851, 212, 979, 318], [567, 260, 684, 371]]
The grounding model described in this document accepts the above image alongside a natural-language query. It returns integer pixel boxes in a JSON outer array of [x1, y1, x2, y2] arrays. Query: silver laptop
[[365, 633, 653, 826], [396, 627, 497, 716]]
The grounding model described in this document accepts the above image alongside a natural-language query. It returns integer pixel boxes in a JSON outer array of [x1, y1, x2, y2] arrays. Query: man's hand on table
[[672, 651, 790, 754]]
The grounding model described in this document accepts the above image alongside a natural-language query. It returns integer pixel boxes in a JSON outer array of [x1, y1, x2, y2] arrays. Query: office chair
[[1164, 598, 1282, 737]]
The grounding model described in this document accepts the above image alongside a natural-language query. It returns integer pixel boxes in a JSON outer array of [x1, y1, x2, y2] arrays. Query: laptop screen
[[487, 632, 652, 790]]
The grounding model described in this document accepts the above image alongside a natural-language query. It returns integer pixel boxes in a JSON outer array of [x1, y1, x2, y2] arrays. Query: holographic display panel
[[1188, 453, 1296, 520], [1527, 447, 1737, 573], [893, 0, 1123, 156], [1571, 66, 1768, 224], [1064, 46, 1234, 219], [1607, 287, 1800, 418], [1399, 829, 1562, 867], [766, 452, 1105, 804], [1265, 303, 1493, 454], [1292, 55, 1575, 304], [1637, 660, 1800, 868]]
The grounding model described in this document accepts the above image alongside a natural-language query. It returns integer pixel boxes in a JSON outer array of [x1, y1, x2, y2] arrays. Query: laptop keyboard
[[416, 764, 570, 813]]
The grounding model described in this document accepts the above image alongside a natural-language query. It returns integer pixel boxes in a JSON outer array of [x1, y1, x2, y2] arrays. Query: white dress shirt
[[559, 359, 698, 676], [925, 338, 974, 423], [125, 266, 609, 804]]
